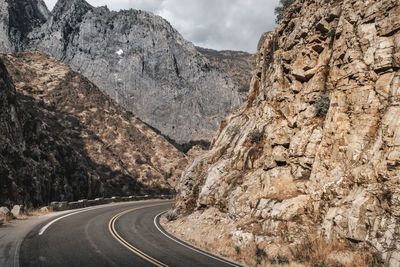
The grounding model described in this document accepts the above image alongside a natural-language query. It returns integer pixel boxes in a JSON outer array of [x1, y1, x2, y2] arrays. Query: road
[[17, 200, 240, 267]]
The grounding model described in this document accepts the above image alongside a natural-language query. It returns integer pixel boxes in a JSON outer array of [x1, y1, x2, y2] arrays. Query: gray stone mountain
[[1, 0, 242, 145], [0, 0, 50, 53]]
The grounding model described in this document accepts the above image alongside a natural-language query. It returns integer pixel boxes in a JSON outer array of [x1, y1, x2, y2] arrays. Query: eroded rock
[[171, 0, 400, 265]]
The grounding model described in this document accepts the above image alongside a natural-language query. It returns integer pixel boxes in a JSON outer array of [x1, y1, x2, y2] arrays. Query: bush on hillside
[[314, 94, 330, 117], [275, 0, 296, 24], [166, 211, 178, 221], [249, 129, 263, 144]]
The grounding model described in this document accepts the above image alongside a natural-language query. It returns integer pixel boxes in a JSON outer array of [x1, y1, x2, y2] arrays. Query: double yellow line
[[108, 203, 171, 267]]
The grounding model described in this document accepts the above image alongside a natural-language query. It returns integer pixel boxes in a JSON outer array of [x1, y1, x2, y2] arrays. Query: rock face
[[170, 0, 400, 266], [0, 0, 50, 53], [4, 0, 242, 145], [0, 51, 187, 207], [197, 47, 255, 101]]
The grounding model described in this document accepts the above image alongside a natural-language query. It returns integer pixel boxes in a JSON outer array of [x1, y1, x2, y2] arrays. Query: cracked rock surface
[[169, 0, 400, 266]]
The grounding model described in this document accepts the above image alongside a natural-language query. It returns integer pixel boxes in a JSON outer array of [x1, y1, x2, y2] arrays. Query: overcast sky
[[44, 0, 279, 52]]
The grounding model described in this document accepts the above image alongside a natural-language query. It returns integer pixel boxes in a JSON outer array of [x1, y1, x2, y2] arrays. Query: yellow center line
[[108, 202, 172, 267]]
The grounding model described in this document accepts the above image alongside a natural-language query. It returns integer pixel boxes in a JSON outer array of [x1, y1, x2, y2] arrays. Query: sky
[[43, 0, 280, 53]]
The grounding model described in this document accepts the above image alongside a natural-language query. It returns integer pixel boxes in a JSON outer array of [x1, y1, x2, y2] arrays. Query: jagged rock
[[0, 51, 187, 207], [170, 0, 400, 265], [0, 0, 49, 53], [11, 205, 24, 217], [0, 0, 243, 145]]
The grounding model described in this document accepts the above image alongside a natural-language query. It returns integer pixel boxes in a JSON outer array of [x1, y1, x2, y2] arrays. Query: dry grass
[[162, 211, 382, 267], [25, 207, 52, 217], [290, 236, 382, 267], [0, 207, 53, 224], [0, 214, 14, 224]]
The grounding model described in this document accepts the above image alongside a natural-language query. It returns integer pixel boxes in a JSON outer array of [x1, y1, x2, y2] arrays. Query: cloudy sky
[[43, 0, 279, 52]]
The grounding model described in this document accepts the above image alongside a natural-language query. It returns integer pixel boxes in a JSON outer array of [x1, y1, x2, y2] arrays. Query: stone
[[40, 207, 50, 213], [11, 205, 24, 217]]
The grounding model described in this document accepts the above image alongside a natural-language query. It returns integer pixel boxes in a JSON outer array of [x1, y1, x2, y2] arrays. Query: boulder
[[0, 207, 10, 216], [40, 206, 50, 213], [11, 205, 24, 217]]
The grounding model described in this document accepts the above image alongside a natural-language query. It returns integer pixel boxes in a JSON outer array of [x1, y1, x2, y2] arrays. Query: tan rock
[[172, 0, 400, 265]]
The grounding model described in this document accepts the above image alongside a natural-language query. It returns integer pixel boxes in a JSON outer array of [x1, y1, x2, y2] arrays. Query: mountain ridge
[[0, 51, 187, 207], [0, 0, 243, 145]]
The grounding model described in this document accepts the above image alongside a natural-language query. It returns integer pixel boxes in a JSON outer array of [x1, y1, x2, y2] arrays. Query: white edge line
[[39, 206, 109, 235], [153, 211, 241, 267], [13, 238, 22, 267], [38, 200, 163, 236]]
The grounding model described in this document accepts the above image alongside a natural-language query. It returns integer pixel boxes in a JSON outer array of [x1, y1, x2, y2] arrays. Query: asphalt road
[[19, 200, 240, 267]]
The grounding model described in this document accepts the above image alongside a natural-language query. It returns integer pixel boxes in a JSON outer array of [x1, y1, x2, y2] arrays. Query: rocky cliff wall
[[167, 0, 400, 266], [197, 47, 256, 101], [0, 51, 187, 207], [0, 0, 49, 53], [19, 0, 242, 145]]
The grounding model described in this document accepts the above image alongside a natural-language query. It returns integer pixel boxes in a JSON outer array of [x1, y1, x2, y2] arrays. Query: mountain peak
[[52, 0, 92, 17]]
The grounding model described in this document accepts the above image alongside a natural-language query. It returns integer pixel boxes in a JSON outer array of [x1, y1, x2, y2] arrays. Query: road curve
[[19, 200, 240, 267]]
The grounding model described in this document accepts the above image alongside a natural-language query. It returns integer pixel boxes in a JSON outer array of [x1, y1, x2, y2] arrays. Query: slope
[[0, 51, 187, 207]]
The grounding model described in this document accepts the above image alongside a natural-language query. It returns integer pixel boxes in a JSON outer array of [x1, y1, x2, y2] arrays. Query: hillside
[[0, 51, 187, 207], [0, 0, 243, 145], [165, 0, 400, 266]]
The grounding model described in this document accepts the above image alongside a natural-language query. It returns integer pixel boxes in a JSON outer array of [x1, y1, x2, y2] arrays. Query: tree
[[275, 0, 295, 24]]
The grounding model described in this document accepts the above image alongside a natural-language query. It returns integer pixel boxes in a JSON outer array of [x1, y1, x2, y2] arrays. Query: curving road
[[18, 200, 240, 267]]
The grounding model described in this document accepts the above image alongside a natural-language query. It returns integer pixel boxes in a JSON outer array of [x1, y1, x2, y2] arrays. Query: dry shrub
[[275, 0, 296, 23], [314, 94, 330, 118], [0, 214, 13, 223], [291, 235, 382, 267], [17, 207, 53, 219], [166, 211, 178, 221], [249, 129, 263, 144]]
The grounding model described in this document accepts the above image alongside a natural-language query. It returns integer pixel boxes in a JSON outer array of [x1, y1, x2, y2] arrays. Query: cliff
[[167, 0, 400, 266], [0, 0, 50, 53], [14, 0, 242, 145], [197, 47, 255, 101], [0, 51, 187, 207]]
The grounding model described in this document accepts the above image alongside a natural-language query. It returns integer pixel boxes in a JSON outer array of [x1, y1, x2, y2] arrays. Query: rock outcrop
[[0, 51, 187, 207], [0, 0, 242, 145], [168, 0, 400, 266], [197, 47, 255, 101], [0, 0, 50, 53]]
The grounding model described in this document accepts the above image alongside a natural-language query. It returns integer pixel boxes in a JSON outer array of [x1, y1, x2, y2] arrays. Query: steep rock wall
[[0, 0, 49, 53], [170, 0, 400, 266], [22, 0, 242, 145]]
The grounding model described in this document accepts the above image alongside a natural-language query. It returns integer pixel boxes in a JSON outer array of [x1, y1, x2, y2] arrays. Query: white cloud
[[44, 0, 280, 52]]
